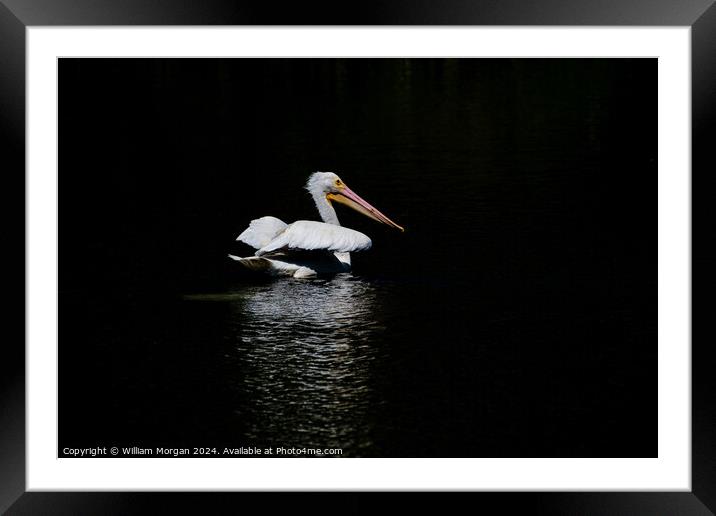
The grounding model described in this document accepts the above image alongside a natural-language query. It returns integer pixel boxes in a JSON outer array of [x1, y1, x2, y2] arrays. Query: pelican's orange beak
[[327, 185, 404, 232]]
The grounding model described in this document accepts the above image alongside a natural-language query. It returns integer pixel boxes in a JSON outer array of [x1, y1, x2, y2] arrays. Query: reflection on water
[[219, 275, 384, 455]]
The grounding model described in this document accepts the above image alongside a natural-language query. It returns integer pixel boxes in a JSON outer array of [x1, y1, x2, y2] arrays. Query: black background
[[59, 58, 656, 457]]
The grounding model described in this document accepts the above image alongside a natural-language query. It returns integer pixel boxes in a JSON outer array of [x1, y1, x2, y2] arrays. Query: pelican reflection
[[225, 276, 385, 455]]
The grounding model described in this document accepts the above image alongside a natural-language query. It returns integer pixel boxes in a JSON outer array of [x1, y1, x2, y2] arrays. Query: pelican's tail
[[228, 254, 314, 278], [228, 254, 275, 273]]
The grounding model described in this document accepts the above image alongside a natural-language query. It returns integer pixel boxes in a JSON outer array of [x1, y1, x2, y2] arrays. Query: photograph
[[58, 57, 657, 459]]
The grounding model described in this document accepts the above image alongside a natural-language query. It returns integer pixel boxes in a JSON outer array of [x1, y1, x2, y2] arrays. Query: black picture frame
[[4, 1, 713, 513]]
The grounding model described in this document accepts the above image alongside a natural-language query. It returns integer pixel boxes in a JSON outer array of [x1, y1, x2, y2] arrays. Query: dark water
[[59, 58, 656, 457]]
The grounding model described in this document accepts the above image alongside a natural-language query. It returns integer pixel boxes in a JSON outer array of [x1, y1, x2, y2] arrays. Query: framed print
[[4, 0, 713, 513]]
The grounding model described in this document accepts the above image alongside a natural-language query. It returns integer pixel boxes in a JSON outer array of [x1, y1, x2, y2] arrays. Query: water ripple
[[221, 275, 385, 455]]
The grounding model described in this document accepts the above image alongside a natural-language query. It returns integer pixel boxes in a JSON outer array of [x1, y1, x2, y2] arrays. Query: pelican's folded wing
[[237, 216, 288, 249], [256, 220, 372, 256]]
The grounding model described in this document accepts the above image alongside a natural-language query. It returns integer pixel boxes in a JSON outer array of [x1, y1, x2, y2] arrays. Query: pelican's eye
[[334, 179, 344, 188]]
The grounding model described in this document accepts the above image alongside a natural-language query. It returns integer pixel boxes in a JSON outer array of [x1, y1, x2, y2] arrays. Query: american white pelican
[[229, 172, 403, 278]]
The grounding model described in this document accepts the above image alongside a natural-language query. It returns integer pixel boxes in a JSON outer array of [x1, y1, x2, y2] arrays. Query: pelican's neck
[[313, 192, 341, 226], [311, 190, 351, 267]]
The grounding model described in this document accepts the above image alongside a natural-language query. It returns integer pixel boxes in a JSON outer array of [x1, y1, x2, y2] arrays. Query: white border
[[27, 27, 691, 491]]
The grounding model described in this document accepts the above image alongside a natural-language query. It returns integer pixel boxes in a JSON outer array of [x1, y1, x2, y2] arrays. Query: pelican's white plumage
[[229, 172, 403, 278], [256, 220, 372, 256], [236, 216, 288, 249]]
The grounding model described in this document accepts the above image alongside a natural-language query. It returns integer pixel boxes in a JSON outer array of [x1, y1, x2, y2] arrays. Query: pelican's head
[[306, 172, 404, 232]]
